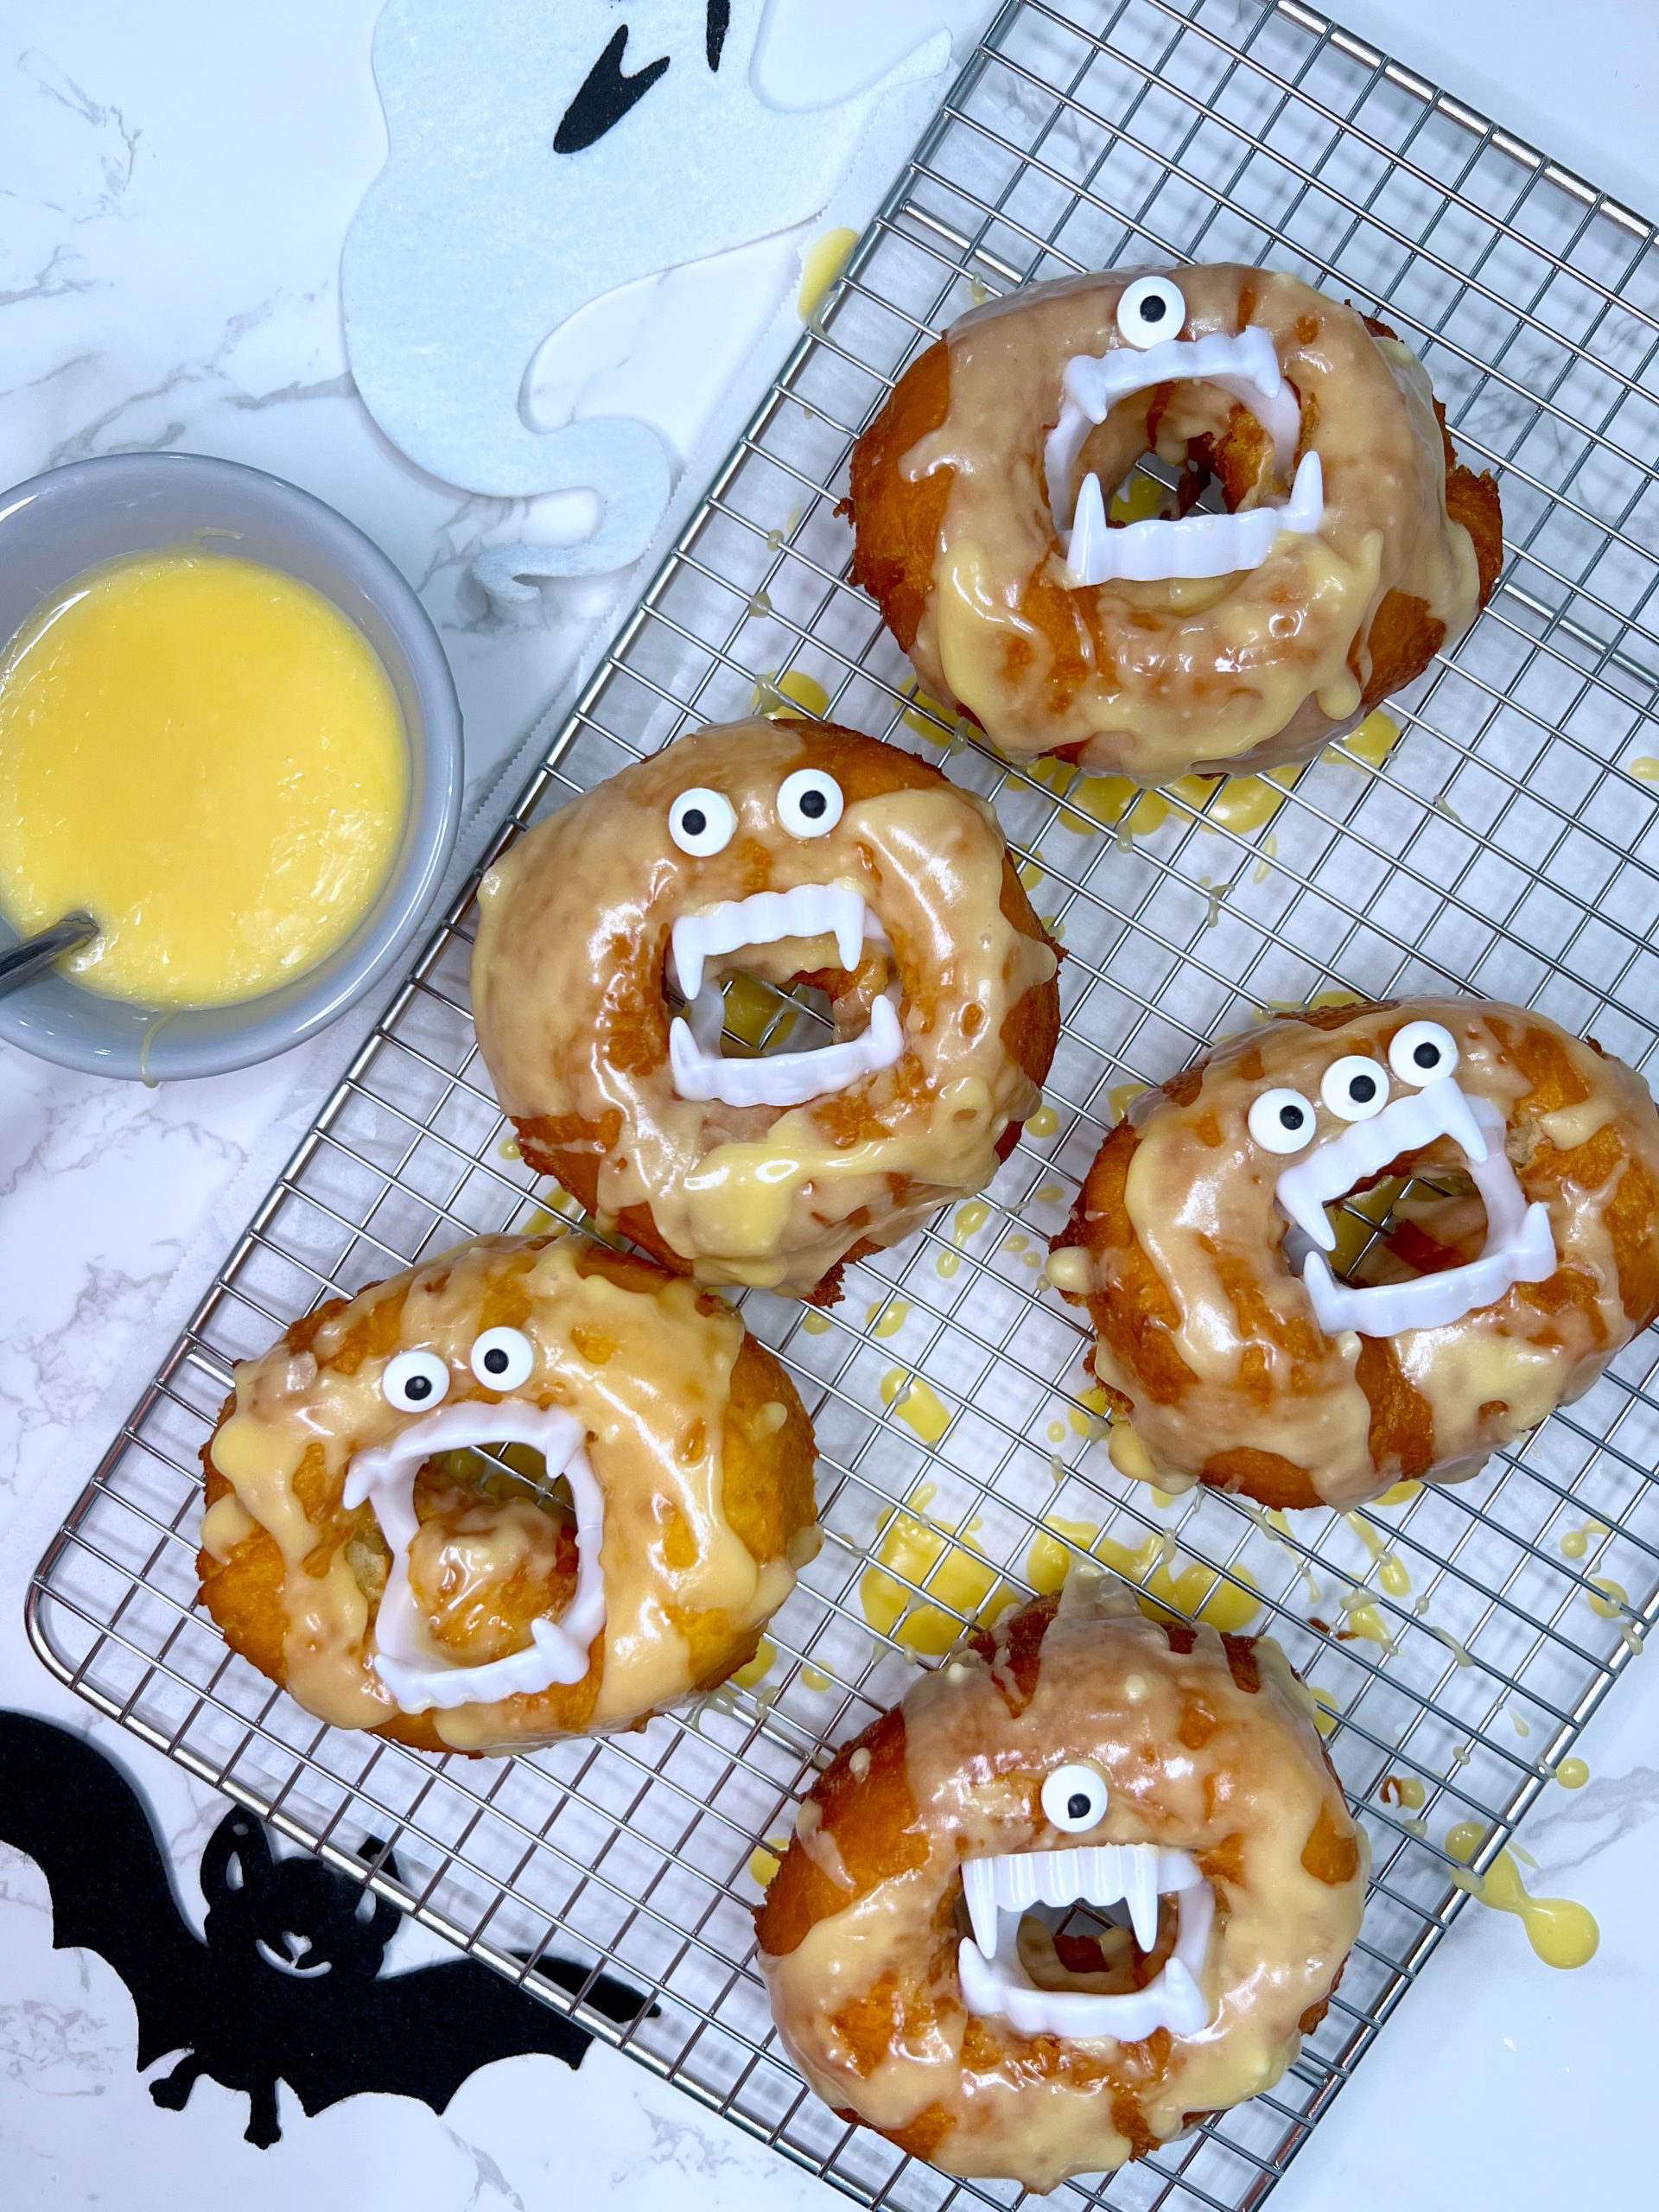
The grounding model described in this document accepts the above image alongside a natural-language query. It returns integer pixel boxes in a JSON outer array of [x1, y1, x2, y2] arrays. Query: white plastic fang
[[343, 1401, 604, 1713]]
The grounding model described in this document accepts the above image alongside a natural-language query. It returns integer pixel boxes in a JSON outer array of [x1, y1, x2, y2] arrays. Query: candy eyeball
[[1041, 1762, 1110, 1833], [382, 1348, 450, 1412], [668, 787, 737, 857], [1116, 274, 1187, 349], [470, 1325, 535, 1390], [1389, 1019, 1459, 1086], [777, 767, 844, 839], [1248, 1087, 1318, 1154], [1320, 1054, 1389, 1122]]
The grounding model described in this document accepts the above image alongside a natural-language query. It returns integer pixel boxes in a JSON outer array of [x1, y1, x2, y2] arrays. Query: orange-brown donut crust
[[1052, 999, 1659, 1508], [198, 1240, 817, 1754], [476, 719, 1060, 1303], [756, 1583, 1365, 2189], [848, 275, 1502, 779]]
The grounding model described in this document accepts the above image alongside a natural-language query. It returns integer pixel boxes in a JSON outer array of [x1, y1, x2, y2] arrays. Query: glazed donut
[[848, 263, 1502, 783], [1048, 998, 1659, 1509], [198, 1234, 817, 1753], [470, 719, 1060, 1300], [756, 1574, 1364, 2190]]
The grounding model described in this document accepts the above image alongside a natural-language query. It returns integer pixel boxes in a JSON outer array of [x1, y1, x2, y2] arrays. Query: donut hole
[[402, 1446, 579, 1661], [955, 1884, 1201, 1994], [1064, 385, 1283, 554], [665, 938, 901, 1065], [1325, 1164, 1491, 1289]]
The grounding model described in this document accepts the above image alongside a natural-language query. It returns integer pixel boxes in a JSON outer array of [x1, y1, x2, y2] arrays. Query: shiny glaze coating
[[848, 264, 1502, 782], [1051, 998, 1659, 1507], [199, 1235, 817, 1753], [757, 1576, 1365, 2189], [470, 720, 1060, 1300]]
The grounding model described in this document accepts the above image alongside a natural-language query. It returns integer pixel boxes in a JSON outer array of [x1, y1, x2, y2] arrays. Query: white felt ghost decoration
[[341, 0, 948, 588]]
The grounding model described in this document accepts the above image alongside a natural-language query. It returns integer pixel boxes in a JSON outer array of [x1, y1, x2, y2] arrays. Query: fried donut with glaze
[[756, 1573, 1364, 2190], [1048, 998, 1659, 1508], [199, 1234, 817, 1754], [848, 263, 1502, 783], [471, 719, 1060, 1300]]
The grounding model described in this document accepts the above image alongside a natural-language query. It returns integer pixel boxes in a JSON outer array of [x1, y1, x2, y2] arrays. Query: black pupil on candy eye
[[681, 807, 706, 837], [1348, 1072, 1377, 1103], [1414, 1042, 1440, 1068], [484, 1348, 509, 1375], [799, 788, 827, 818], [1280, 1103, 1305, 1131], [1140, 296, 1167, 323], [405, 1374, 433, 1402], [1066, 1791, 1091, 1821]]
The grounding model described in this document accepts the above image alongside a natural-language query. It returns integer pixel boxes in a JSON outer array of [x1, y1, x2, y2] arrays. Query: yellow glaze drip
[[1305, 1685, 1341, 1737], [0, 551, 406, 1007], [1344, 1511, 1412, 1599], [1444, 1824, 1599, 1968], [798, 226, 858, 322], [860, 1486, 1012, 1654], [748, 1835, 788, 1888], [1554, 1757, 1589, 1789], [1026, 1103, 1058, 1138], [1630, 756, 1659, 782], [755, 670, 830, 719], [1337, 1599, 1395, 1651], [800, 1310, 833, 1336], [867, 1298, 911, 1339], [734, 1638, 776, 1689], [1560, 1516, 1610, 1560], [1588, 1575, 1630, 1618], [1378, 1774, 1427, 1809], [1375, 1480, 1423, 1508], [900, 681, 954, 741], [880, 1370, 953, 1446], [800, 1663, 832, 1692], [1024, 1516, 1260, 1630]]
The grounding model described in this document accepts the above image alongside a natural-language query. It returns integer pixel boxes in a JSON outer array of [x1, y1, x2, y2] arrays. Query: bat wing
[[281, 1952, 651, 2118], [0, 1713, 207, 2067]]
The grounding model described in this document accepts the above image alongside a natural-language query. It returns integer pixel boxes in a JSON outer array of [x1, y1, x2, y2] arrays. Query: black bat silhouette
[[0, 1713, 648, 2146]]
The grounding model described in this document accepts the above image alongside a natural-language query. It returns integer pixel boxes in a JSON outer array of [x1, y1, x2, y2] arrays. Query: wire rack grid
[[27, 2, 1659, 2207]]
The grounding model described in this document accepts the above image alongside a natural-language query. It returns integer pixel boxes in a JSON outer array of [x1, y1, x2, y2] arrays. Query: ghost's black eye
[[553, 27, 670, 156]]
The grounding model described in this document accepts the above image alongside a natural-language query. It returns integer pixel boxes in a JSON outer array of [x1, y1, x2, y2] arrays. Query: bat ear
[[354, 1838, 404, 1954], [202, 1809, 276, 1910]]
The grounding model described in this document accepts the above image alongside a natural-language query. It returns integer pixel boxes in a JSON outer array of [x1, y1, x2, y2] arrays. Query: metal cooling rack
[[28, 1, 1659, 2205]]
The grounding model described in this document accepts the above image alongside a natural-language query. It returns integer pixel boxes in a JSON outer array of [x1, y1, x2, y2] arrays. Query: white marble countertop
[[2, 3, 1656, 2207]]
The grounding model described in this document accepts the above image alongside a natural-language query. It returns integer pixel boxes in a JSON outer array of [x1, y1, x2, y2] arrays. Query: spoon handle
[[0, 912, 98, 996]]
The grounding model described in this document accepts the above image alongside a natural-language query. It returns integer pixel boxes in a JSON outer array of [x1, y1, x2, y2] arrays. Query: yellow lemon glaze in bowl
[[0, 454, 461, 1079]]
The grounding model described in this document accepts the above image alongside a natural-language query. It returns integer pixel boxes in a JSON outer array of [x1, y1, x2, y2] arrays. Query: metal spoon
[[0, 912, 98, 997]]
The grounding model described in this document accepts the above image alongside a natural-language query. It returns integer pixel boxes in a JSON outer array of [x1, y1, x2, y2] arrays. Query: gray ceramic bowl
[[0, 453, 463, 1080]]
